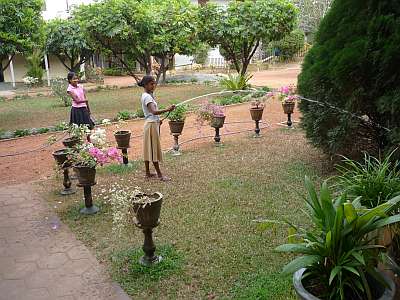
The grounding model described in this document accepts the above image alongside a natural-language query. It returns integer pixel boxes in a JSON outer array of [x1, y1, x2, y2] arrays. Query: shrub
[[26, 50, 44, 84], [38, 127, 50, 134], [135, 108, 145, 118], [55, 121, 69, 131], [213, 95, 246, 106], [192, 43, 210, 65], [51, 78, 71, 107], [103, 68, 126, 76], [167, 104, 188, 122], [219, 73, 252, 91], [14, 129, 30, 137], [117, 110, 134, 121], [298, 0, 400, 157], [334, 152, 400, 209], [266, 29, 304, 60]]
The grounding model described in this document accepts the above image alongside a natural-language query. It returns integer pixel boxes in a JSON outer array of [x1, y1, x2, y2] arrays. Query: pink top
[[67, 84, 87, 108]]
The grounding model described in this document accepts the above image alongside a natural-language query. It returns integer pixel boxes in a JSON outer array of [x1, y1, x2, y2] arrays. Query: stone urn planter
[[210, 116, 226, 129], [114, 130, 131, 149], [168, 121, 185, 135], [52, 149, 71, 168], [293, 268, 396, 300], [62, 136, 81, 148], [52, 149, 75, 195], [132, 192, 163, 266], [250, 107, 264, 121], [114, 130, 131, 165], [133, 192, 163, 228], [282, 101, 295, 115], [73, 165, 96, 186]]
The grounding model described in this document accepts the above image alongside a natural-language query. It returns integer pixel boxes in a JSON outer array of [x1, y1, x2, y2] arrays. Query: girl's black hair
[[138, 75, 155, 87], [67, 72, 76, 83]]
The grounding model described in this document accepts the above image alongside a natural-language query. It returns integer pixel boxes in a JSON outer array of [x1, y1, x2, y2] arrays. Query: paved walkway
[[0, 184, 130, 300]]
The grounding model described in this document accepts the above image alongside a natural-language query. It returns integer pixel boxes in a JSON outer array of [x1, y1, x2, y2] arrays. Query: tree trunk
[[198, 0, 209, 5], [0, 60, 4, 83]]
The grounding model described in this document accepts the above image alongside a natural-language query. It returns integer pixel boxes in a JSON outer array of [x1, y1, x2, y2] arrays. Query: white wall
[[42, 0, 96, 20]]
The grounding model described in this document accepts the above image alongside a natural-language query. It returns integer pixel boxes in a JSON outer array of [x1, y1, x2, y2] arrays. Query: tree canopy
[[0, 0, 44, 82], [45, 18, 93, 73], [298, 0, 400, 157], [74, 0, 199, 83], [198, 0, 298, 75]]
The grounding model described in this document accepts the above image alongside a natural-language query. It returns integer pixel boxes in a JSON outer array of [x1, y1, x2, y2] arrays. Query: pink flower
[[107, 147, 122, 162]]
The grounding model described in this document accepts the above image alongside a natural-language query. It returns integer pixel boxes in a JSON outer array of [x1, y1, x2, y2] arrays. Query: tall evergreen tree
[[298, 0, 400, 157]]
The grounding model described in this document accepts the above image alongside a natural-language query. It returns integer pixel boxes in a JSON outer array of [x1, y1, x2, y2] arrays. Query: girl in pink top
[[67, 72, 94, 129]]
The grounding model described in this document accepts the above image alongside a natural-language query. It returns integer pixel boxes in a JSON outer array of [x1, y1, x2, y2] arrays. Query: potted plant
[[114, 130, 131, 149], [69, 143, 122, 186], [63, 124, 89, 148], [250, 99, 265, 121], [196, 103, 226, 129], [274, 177, 400, 300], [52, 148, 72, 168], [277, 85, 297, 114], [167, 104, 188, 135], [131, 192, 163, 228]]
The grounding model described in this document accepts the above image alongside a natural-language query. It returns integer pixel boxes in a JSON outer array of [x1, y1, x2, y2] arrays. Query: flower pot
[[282, 102, 295, 114], [62, 137, 81, 148], [114, 130, 131, 149], [250, 107, 264, 121], [73, 165, 96, 186], [210, 116, 226, 129], [52, 149, 71, 168], [368, 227, 394, 248], [168, 121, 185, 135], [132, 192, 163, 228], [293, 268, 396, 300]]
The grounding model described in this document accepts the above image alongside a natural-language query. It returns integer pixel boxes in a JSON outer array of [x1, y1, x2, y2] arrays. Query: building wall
[[2, 55, 70, 83]]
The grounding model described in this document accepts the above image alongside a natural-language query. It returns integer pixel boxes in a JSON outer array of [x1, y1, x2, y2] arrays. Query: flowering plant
[[23, 76, 39, 86], [276, 85, 298, 103], [69, 142, 122, 168], [68, 124, 90, 141], [196, 103, 225, 126], [90, 128, 107, 147], [104, 185, 151, 236]]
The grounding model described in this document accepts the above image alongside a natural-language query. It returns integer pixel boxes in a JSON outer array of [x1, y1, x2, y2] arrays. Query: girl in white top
[[138, 76, 175, 181]]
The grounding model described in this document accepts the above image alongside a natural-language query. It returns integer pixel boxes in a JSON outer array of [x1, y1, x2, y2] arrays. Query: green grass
[[0, 85, 219, 131], [41, 128, 332, 299]]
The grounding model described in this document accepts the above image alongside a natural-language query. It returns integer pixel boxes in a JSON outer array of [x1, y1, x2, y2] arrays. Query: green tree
[[298, 0, 400, 157], [0, 0, 44, 82], [75, 0, 199, 83], [266, 29, 305, 60], [45, 18, 93, 72], [198, 0, 297, 75], [293, 0, 332, 40]]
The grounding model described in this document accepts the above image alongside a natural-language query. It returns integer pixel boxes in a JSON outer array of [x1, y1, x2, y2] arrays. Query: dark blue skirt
[[70, 107, 95, 129]]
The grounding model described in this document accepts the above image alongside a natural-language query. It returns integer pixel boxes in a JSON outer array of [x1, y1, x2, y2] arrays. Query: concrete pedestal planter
[[114, 130, 131, 149], [282, 101, 295, 114], [73, 165, 96, 186], [250, 107, 264, 121], [293, 268, 396, 300], [62, 137, 81, 148], [168, 121, 185, 135], [210, 116, 226, 129]]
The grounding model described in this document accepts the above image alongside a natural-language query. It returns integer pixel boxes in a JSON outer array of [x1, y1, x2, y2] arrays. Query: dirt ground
[[0, 100, 301, 186]]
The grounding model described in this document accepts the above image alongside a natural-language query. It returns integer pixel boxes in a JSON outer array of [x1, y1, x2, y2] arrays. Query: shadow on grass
[[110, 244, 184, 295]]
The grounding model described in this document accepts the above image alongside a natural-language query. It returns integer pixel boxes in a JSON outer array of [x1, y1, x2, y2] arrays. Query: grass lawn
[[40, 128, 332, 299], [0, 84, 219, 131]]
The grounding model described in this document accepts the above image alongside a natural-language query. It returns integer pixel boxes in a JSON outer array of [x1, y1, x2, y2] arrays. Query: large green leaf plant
[[275, 177, 400, 299]]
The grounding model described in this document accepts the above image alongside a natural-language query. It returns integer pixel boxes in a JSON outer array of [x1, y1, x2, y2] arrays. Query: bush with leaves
[[117, 111, 134, 121], [167, 104, 188, 122], [192, 43, 210, 65], [26, 50, 44, 84], [298, 0, 400, 156], [272, 177, 400, 300], [220, 73, 253, 91], [51, 78, 70, 107], [266, 29, 305, 60]]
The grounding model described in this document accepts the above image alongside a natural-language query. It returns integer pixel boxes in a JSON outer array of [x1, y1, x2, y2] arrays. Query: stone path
[[0, 184, 130, 300]]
